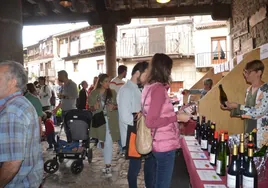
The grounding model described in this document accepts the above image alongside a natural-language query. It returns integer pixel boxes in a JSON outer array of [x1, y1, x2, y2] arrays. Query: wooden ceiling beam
[[22, 3, 231, 25]]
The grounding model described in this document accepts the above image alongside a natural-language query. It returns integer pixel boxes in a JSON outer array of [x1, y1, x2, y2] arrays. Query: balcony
[[39, 71, 45, 76], [117, 38, 192, 58], [195, 51, 229, 68]]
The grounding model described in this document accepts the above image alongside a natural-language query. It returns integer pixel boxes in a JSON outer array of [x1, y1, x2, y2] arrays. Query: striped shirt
[[110, 77, 125, 94], [0, 92, 43, 188]]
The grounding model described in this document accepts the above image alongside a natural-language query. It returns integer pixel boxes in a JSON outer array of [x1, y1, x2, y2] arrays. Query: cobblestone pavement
[[42, 127, 145, 188]]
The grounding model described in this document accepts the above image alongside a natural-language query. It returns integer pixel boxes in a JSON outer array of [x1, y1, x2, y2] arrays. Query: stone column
[[102, 24, 117, 78], [0, 0, 23, 63]]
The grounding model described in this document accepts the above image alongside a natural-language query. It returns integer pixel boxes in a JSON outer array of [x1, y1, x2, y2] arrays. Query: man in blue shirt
[[0, 61, 43, 187]]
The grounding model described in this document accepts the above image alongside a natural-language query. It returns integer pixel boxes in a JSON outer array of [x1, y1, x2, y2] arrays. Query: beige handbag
[[136, 89, 157, 155]]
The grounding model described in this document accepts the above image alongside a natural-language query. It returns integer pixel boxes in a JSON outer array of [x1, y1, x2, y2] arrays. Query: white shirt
[[117, 80, 141, 147], [110, 77, 125, 93], [39, 85, 52, 107]]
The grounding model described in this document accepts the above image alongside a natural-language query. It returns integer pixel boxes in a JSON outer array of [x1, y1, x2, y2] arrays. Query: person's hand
[[107, 103, 115, 111], [182, 89, 190, 95], [94, 102, 100, 110], [225, 101, 238, 110], [220, 104, 230, 110], [177, 112, 191, 122]]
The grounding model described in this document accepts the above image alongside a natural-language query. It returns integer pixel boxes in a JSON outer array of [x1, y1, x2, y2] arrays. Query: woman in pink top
[[142, 53, 190, 188]]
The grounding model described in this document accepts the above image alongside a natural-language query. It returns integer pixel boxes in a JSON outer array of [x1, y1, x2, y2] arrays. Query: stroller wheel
[[87, 148, 93, 164], [44, 159, 59, 174], [71, 160, 84, 174]]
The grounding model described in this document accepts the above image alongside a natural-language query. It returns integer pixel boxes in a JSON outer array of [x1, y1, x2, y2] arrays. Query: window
[[97, 60, 104, 73], [211, 37, 227, 64], [73, 62, 78, 72], [170, 81, 183, 93]]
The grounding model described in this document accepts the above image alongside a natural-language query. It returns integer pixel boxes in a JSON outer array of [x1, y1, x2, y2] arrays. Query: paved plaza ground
[[42, 127, 189, 188]]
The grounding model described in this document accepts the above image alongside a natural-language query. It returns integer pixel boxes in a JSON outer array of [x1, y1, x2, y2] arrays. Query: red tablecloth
[[181, 137, 268, 188]]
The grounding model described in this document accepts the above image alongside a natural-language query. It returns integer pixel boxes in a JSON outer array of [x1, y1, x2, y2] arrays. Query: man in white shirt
[[117, 62, 154, 188], [38, 76, 52, 111], [110, 65, 127, 155], [110, 65, 127, 93]]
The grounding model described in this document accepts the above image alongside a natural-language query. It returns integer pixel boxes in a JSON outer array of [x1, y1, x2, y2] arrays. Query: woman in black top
[[77, 81, 88, 109]]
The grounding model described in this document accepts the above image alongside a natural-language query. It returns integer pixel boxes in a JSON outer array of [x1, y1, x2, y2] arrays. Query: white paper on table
[[184, 136, 196, 141], [193, 160, 214, 169], [188, 146, 203, 152], [213, 65, 218, 74], [186, 140, 199, 146], [237, 54, 243, 64], [220, 63, 225, 72], [190, 152, 207, 159], [229, 58, 234, 70], [224, 61, 229, 71], [204, 184, 227, 188], [197, 170, 222, 181], [260, 43, 268, 60]]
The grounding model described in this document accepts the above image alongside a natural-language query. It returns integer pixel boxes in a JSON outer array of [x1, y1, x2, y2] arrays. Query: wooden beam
[[23, 3, 231, 25]]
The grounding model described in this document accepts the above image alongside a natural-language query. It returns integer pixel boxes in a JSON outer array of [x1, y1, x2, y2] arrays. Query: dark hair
[[203, 78, 213, 89], [38, 76, 46, 81], [118, 65, 127, 75], [148, 53, 173, 84], [95, 74, 112, 100], [26, 83, 37, 95], [245, 60, 265, 77], [79, 80, 87, 90], [45, 110, 52, 119], [58, 70, 68, 78], [131, 61, 149, 76]]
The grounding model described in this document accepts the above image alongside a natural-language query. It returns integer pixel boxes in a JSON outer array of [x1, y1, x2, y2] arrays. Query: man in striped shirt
[[0, 61, 43, 187], [110, 65, 127, 94]]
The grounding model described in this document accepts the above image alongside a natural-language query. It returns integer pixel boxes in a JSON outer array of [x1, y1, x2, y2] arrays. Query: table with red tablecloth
[[180, 136, 268, 188]]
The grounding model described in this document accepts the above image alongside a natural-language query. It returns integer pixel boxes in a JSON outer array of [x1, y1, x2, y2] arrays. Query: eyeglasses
[[243, 69, 253, 75]]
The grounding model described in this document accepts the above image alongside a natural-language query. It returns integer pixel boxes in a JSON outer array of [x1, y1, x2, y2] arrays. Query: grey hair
[[0, 61, 28, 90], [203, 78, 213, 89], [58, 70, 68, 78]]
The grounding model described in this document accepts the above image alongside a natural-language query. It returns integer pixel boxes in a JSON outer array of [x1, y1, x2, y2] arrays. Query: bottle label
[[226, 155, 229, 167], [216, 160, 222, 174], [227, 174, 237, 187], [208, 144, 211, 153], [209, 153, 216, 164], [243, 176, 254, 188], [201, 140, 208, 149]]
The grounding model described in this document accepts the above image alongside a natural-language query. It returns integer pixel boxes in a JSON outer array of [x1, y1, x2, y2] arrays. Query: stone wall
[[231, 0, 268, 55]]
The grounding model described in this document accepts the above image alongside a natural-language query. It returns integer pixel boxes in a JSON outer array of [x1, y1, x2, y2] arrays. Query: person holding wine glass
[[88, 74, 120, 178], [221, 60, 268, 148]]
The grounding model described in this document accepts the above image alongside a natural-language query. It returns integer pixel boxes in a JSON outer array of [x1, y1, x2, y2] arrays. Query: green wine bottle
[[243, 148, 258, 188], [216, 133, 226, 176], [253, 144, 268, 157]]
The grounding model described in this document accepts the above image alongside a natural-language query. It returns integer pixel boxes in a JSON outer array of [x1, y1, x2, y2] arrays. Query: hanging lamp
[[59, 0, 72, 7]]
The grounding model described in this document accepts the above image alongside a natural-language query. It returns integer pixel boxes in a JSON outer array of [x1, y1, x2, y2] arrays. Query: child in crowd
[[44, 111, 57, 151]]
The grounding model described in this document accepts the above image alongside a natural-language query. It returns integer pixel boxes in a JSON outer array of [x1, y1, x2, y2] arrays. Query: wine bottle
[[248, 133, 254, 150], [195, 116, 200, 140], [201, 123, 208, 150], [227, 144, 240, 188], [219, 84, 228, 107], [253, 143, 268, 157], [208, 122, 216, 154], [238, 136, 246, 186], [210, 131, 218, 166], [243, 148, 258, 188], [216, 133, 226, 176], [224, 132, 230, 167], [199, 116, 206, 145]]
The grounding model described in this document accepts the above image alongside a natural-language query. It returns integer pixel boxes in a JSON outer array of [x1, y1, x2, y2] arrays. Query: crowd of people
[[0, 56, 267, 188]]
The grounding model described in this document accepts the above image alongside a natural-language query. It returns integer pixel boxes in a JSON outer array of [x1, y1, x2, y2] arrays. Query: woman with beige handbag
[[140, 53, 191, 188]]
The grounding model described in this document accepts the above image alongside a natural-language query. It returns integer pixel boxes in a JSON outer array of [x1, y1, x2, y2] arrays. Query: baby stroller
[[44, 109, 93, 175]]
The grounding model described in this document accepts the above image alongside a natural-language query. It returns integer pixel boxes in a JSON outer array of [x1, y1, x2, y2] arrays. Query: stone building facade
[[231, 0, 268, 55]]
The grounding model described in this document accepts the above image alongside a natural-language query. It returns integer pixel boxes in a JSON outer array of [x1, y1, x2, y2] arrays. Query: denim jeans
[[47, 132, 57, 149], [128, 154, 155, 188], [62, 111, 72, 142], [153, 150, 176, 188]]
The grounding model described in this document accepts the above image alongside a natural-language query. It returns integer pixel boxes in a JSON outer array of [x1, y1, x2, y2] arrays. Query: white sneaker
[[102, 166, 112, 173], [103, 166, 112, 177]]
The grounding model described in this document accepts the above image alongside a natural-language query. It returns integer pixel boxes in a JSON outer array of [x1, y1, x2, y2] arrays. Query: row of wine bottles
[[194, 117, 258, 187]]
